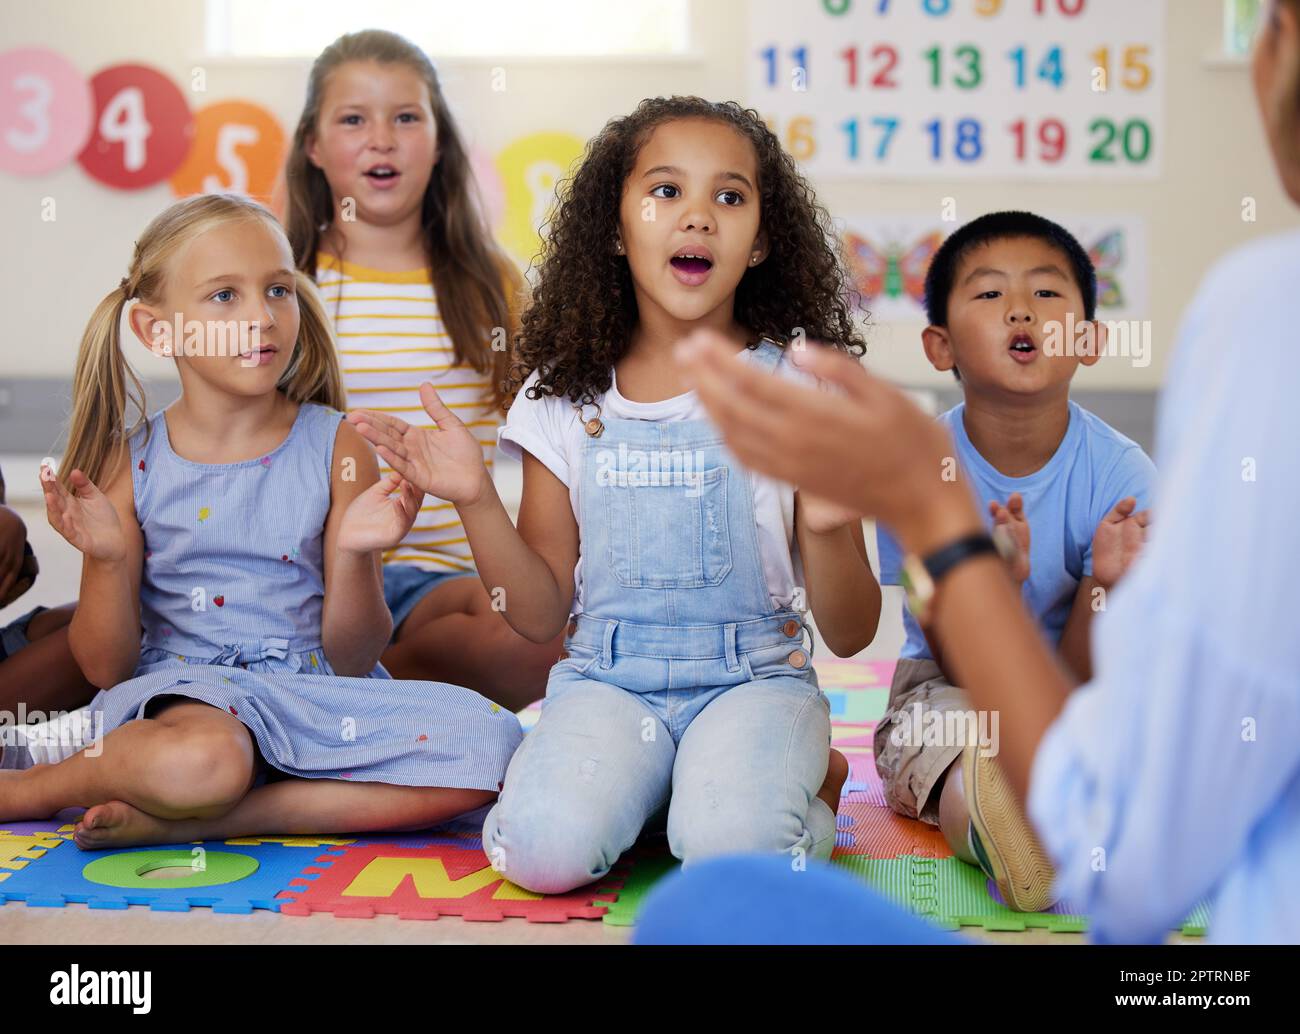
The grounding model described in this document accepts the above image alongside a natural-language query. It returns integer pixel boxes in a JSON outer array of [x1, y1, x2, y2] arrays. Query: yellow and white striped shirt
[[316, 254, 503, 574]]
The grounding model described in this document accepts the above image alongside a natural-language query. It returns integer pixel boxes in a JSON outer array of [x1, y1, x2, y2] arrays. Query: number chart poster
[[748, 0, 1165, 179], [839, 212, 1149, 320]]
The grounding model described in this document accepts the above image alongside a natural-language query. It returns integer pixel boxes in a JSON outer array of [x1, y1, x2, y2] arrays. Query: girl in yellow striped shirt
[[283, 29, 561, 709]]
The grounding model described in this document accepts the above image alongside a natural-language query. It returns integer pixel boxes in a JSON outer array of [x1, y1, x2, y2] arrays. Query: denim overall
[[483, 340, 835, 894]]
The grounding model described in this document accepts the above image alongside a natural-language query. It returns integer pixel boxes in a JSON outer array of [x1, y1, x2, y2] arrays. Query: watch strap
[[922, 531, 999, 585]]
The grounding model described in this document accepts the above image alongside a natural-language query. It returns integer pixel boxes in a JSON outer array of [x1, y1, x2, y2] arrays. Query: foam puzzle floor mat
[[0, 658, 1208, 935], [597, 658, 1209, 936], [0, 821, 621, 921]]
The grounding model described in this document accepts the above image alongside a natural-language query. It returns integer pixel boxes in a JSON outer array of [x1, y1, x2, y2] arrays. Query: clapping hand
[[41, 466, 126, 563], [348, 384, 492, 509]]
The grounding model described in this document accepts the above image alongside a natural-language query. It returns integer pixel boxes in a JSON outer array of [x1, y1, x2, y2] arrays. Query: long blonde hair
[[62, 193, 345, 488], [283, 29, 519, 411]]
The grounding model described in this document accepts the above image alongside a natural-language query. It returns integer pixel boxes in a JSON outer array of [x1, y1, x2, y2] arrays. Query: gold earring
[[615, 239, 625, 255]]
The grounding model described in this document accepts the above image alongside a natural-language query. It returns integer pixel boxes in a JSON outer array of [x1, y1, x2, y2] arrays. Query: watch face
[[900, 553, 935, 626]]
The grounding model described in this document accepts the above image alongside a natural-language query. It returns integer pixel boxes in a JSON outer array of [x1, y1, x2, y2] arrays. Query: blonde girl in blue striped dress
[[0, 194, 522, 849]]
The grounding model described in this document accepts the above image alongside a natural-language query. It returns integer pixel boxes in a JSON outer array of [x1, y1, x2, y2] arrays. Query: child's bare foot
[[816, 748, 850, 813], [0, 767, 56, 822], [74, 800, 180, 850]]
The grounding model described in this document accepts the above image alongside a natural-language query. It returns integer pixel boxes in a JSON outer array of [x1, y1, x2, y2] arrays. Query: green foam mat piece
[[834, 854, 1209, 936], [1179, 901, 1212, 937], [828, 855, 916, 906], [833, 854, 1087, 933], [602, 851, 680, 927], [598, 847, 1212, 936]]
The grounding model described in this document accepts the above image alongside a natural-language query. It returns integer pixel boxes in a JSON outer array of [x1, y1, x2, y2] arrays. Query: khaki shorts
[[873, 658, 969, 825]]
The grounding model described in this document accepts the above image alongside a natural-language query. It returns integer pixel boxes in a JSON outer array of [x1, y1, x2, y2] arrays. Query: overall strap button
[[788, 650, 808, 669], [782, 619, 800, 637]]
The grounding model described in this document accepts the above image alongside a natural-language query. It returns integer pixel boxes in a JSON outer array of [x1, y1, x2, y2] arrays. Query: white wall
[[2, 0, 1297, 394]]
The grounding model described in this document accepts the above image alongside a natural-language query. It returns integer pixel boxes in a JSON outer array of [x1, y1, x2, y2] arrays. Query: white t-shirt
[[498, 346, 812, 615]]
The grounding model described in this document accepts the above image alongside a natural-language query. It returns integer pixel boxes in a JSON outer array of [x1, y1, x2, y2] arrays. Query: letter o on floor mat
[[82, 849, 259, 889]]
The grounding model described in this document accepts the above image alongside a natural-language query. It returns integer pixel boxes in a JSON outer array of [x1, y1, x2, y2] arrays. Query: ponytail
[[61, 283, 147, 488], [279, 270, 346, 411]]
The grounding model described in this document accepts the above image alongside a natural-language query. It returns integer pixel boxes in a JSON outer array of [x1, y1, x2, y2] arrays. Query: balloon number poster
[[748, 0, 1166, 179], [0, 48, 286, 204]]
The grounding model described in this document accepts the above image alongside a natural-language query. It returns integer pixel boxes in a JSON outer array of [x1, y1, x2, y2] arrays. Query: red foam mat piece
[[276, 841, 621, 922]]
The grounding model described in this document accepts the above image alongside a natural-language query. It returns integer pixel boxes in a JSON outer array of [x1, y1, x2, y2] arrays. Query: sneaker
[[962, 742, 1057, 913]]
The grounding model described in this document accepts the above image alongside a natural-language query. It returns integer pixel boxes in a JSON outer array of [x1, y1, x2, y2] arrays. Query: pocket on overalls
[[602, 466, 733, 588], [551, 635, 603, 680]]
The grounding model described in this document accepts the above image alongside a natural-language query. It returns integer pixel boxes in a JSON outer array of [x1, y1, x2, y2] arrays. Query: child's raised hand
[[40, 466, 126, 562], [1092, 496, 1150, 590], [337, 472, 422, 555], [989, 492, 1030, 585], [797, 489, 862, 535], [347, 383, 491, 508]]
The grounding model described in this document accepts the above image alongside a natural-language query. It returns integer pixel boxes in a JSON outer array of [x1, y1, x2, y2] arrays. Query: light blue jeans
[[481, 632, 835, 895]]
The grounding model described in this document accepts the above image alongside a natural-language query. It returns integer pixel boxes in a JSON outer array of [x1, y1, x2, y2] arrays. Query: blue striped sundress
[[83, 401, 522, 790]]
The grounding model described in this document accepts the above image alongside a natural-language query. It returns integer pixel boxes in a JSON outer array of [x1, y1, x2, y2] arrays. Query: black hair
[[924, 211, 1097, 327]]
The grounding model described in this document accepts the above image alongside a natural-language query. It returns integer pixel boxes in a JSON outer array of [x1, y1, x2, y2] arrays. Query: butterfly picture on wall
[[836, 215, 1145, 323], [1087, 229, 1126, 310], [842, 230, 944, 315]]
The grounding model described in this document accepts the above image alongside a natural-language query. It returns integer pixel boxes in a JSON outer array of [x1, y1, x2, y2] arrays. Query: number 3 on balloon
[[0, 48, 93, 176]]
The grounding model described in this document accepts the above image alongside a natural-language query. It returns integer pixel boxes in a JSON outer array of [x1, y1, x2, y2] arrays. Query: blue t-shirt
[[878, 400, 1156, 660]]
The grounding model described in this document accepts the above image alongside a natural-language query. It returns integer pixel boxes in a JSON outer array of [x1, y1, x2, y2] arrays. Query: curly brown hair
[[510, 96, 866, 407]]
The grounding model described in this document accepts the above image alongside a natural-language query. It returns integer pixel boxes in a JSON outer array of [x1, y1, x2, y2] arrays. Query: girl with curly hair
[[351, 97, 882, 892]]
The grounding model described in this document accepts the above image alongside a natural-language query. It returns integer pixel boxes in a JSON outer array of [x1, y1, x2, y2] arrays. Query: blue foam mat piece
[[0, 839, 333, 913]]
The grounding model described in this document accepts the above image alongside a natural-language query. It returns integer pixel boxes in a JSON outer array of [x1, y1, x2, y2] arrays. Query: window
[[1223, 0, 1264, 58], [205, 0, 691, 60]]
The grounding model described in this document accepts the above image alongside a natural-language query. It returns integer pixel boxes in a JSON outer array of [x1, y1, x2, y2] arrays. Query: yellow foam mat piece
[[0, 833, 68, 876]]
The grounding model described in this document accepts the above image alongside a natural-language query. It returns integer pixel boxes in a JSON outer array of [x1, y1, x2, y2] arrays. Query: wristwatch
[[900, 525, 1017, 627]]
